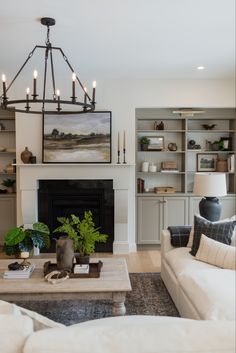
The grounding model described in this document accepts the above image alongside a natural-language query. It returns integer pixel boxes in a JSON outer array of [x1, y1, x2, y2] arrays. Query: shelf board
[[187, 150, 235, 153], [136, 192, 185, 196], [0, 130, 15, 133], [187, 171, 234, 174], [137, 130, 185, 133], [0, 173, 16, 176], [137, 150, 185, 153], [187, 130, 236, 133], [0, 151, 16, 154], [0, 117, 15, 121], [137, 171, 185, 175], [0, 193, 16, 198]]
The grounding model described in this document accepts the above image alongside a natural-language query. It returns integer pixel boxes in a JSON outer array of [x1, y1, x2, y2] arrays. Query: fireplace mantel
[[16, 163, 136, 254]]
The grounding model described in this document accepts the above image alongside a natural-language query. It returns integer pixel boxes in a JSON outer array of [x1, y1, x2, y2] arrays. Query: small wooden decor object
[[216, 159, 228, 172], [154, 187, 176, 194], [161, 161, 177, 170], [44, 260, 103, 278]]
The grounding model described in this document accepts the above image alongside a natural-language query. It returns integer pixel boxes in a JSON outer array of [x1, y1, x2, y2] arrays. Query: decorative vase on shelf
[[21, 147, 33, 163]]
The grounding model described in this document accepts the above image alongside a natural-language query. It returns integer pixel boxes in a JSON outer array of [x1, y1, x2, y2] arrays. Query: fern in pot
[[54, 210, 108, 264]]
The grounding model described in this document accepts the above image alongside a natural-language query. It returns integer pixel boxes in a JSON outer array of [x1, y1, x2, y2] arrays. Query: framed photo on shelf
[[220, 137, 232, 151], [42, 111, 112, 163], [197, 153, 218, 172], [147, 136, 164, 151]]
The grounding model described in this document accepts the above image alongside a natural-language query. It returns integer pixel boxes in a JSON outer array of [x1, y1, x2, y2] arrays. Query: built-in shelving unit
[[136, 108, 236, 245], [136, 108, 236, 195], [0, 108, 16, 245]]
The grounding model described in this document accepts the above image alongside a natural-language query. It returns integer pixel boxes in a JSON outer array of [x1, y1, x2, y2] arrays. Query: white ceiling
[[0, 0, 235, 80]]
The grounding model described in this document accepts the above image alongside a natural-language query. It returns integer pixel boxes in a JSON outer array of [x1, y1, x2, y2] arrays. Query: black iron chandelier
[[1, 17, 96, 114]]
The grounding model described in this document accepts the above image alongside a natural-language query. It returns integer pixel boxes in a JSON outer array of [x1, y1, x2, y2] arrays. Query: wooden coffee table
[[0, 257, 131, 316]]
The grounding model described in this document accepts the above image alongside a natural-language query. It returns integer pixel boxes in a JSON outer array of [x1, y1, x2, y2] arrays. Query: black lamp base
[[199, 197, 221, 222]]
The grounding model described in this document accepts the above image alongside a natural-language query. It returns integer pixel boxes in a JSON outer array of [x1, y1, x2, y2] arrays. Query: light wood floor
[[0, 249, 161, 273]]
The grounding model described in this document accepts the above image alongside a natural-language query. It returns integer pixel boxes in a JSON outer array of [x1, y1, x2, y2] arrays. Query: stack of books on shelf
[[137, 178, 145, 193], [3, 264, 35, 279]]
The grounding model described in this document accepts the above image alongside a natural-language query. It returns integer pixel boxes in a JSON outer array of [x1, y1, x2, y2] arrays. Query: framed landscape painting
[[43, 111, 111, 163], [197, 153, 217, 172]]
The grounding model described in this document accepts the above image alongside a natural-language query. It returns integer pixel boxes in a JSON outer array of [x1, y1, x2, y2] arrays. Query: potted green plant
[[53, 211, 108, 263], [140, 136, 150, 151], [4, 222, 50, 257], [211, 140, 224, 151], [1, 178, 15, 193]]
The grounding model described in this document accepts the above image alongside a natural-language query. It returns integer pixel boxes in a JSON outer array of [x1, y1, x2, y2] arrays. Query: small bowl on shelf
[[0, 146, 6, 152], [202, 124, 216, 130]]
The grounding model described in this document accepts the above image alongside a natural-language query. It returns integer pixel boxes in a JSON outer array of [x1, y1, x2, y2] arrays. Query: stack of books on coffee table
[[3, 264, 35, 279]]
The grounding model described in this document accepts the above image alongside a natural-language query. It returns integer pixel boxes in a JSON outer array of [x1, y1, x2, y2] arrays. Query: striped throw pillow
[[196, 234, 236, 270]]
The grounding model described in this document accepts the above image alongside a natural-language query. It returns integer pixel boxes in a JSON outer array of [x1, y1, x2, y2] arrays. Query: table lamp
[[193, 173, 227, 221]]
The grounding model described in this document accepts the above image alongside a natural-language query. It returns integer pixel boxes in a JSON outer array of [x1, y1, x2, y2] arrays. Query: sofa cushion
[[0, 314, 33, 353], [0, 300, 64, 331], [196, 234, 236, 270], [179, 269, 236, 320], [190, 215, 236, 256], [165, 247, 217, 279], [23, 316, 236, 353]]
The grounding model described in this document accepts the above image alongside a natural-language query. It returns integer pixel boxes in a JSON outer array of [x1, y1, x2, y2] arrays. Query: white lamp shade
[[193, 173, 227, 197]]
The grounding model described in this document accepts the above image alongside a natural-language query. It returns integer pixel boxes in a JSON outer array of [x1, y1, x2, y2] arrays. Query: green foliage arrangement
[[4, 222, 50, 256], [1, 179, 15, 187], [140, 136, 150, 145], [213, 140, 224, 150], [53, 211, 108, 256]]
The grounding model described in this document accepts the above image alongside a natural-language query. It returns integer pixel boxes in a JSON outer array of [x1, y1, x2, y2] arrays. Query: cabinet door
[[0, 196, 16, 245], [164, 196, 189, 228], [189, 197, 201, 224], [137, 197, 163, 244], [220, 197, 236, 218]]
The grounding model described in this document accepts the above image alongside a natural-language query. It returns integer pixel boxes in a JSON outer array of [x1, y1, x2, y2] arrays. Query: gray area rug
[[13, 273, 179, 326]]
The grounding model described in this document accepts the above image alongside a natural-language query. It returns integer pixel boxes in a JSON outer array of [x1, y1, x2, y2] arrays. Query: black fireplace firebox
[[38, 180, 114, 252]]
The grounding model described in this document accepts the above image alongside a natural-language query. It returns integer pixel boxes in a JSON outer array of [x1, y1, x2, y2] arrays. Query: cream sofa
[[0, 300, 235, 353], [161, 229, 236, 320]]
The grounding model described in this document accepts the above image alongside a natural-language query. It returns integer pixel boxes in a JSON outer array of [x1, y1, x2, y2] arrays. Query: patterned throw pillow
[[187, 214, 236, 248], [195, 234, 236, 270], [190, 215, 236, 256]]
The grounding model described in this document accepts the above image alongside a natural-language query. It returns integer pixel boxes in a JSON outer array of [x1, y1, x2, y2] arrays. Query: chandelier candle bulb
[[33, 70, 38, 98], [26, 88, 30, 99], [92, 81, 96, 103], [56, 89, 61, 111], [72, 73, 76, 101], [25, 87, 30, 111], [123, 130, 126, 149], [2, 74, 7, 99]]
